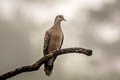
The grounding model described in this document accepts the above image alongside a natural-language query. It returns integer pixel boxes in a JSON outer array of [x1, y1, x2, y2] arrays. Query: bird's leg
[[49, 51, 55, 54], [53, 49, 60, 52], [49, 49, 60, 54], [56, 48, 60, 51]]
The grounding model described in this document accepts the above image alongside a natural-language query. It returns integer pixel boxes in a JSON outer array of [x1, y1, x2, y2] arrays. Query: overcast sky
[[0, 0, 120, 80]]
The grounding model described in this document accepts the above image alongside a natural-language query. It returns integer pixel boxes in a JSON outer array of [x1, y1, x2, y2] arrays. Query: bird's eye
[[59, 16, 62, 18]]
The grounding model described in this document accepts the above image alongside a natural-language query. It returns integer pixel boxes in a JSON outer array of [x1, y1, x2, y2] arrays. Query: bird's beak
[[63, 18, 66, 21]]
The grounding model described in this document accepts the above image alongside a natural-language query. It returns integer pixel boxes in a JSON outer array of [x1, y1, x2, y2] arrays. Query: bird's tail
[[44, 58, 54, 76]]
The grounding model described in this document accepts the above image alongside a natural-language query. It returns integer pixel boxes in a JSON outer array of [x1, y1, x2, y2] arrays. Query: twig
[[0, 47, 92, 80]]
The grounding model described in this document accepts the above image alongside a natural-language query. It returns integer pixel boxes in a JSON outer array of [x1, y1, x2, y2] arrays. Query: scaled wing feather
[[59, 35, 64, 49], [43, 31, 51, 56]]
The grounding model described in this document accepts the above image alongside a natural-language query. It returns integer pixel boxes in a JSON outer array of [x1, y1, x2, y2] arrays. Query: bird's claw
[[49, 49, 60, 53], [53, 49, 59, 52]]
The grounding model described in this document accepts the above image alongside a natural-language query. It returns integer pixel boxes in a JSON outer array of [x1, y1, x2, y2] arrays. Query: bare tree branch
[[0, 47, 92, 80]]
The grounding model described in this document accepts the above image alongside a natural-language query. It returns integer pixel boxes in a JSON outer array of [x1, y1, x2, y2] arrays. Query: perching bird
[[43, 15, 66, 76]]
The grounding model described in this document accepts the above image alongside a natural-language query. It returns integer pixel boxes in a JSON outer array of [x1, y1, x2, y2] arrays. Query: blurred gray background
[[0, 0, 120, 80]]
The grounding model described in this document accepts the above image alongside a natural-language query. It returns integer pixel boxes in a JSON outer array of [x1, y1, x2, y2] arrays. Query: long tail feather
[[44, 58, 54, 76]]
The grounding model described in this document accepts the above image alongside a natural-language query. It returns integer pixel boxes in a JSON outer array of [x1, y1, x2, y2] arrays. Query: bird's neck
[[54, 22, 61, 28], [54, 20, 61, 24]]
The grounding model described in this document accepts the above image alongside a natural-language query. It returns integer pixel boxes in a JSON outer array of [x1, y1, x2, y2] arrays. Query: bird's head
[[54, 15, 66, 24]]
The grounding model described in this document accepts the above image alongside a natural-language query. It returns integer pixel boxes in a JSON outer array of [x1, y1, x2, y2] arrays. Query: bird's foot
[[49, 49, 60, 54], [49, 51, 55, 54], [53, 49, 60, 52], [56, 49, 60, 51]]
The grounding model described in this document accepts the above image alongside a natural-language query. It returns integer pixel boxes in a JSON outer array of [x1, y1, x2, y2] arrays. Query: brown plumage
[[43, 15, 66, 76]]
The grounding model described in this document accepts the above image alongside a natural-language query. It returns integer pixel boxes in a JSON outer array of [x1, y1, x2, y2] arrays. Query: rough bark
[[0, 47, 92, 80]]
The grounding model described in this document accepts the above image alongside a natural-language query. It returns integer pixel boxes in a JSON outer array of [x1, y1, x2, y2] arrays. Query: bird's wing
[[43, 31, 51, 56], [59, 35, 64, 49]]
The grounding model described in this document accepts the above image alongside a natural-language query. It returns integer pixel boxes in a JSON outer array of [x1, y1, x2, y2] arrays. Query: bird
[[43, 15, 66, 76]]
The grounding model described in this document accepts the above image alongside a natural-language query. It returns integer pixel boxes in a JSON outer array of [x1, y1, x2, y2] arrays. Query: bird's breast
[[48, 30, 63, 51]]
